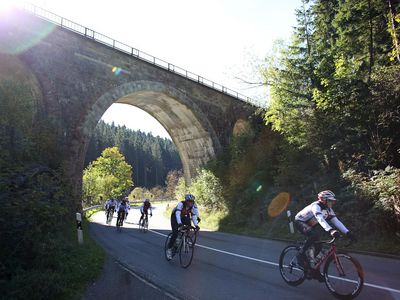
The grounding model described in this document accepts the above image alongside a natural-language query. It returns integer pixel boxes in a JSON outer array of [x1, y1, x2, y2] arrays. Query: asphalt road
[[85, 204, 400, 300]]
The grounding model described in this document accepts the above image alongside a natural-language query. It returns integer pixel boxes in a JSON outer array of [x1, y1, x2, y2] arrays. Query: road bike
[[164, 225, 199, 268], [279, 236, 364, 299], [139, 215, 150, 233], [116, 211, 125, 232]]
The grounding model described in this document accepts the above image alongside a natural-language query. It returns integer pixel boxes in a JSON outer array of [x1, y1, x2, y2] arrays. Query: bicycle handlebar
[[178, 225, 198, 232], [317, 235, 354, 247]]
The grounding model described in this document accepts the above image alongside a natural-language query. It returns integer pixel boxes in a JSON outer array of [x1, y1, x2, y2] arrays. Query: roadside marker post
[[76, 212, 83, 244], [287, 210, 294, 234]]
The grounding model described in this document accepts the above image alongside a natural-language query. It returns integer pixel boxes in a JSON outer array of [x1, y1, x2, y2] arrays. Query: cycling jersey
[[105, 199, 116, 210], [295, 201, 349, 233], [117, 202, 129, 213], [140, 202, 152, 214], [172, 201, 199, 226]]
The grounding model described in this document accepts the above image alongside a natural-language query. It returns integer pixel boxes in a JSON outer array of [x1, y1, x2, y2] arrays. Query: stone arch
[[81, 80, 221, 184]]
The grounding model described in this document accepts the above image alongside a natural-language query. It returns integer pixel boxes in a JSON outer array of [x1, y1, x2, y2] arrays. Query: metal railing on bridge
[[19, 3, 258, 106]]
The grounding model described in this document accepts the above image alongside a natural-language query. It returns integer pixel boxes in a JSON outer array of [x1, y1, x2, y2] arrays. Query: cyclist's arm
[[330, 216, 349, 234], [191, 214, 198, 226], [192, 204, 200, 218], [175, 202, 184, 224], [311, 204, 333, 232]]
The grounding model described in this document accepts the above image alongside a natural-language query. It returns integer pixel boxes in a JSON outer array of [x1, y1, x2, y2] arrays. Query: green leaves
[[262, 0, 398, 171], [82, 147, 133, 204]]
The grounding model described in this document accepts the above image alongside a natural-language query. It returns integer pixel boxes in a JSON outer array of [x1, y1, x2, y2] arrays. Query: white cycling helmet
[[318, 190, 336, 202]]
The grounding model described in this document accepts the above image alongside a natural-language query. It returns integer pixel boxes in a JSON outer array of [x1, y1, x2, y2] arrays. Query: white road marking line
[[149, 229, 400, 294]]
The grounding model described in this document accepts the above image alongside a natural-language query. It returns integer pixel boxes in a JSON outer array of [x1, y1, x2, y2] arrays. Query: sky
[[6, 0, 301, 139]]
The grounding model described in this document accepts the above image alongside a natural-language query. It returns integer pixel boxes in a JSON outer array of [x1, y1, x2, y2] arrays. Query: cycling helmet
[[144, 198, 150, 203], [184, 193, 195, 202], [318, 190, 336, 202]]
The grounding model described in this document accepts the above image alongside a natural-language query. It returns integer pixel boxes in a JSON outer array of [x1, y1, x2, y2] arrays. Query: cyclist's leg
[[294, 221, 316, 267], [116, 211, 120, 225], [121, 211, 125, 225], [168, 215, 179, 249], [139, 212, 144, 224], [295, 221, 319, 255]]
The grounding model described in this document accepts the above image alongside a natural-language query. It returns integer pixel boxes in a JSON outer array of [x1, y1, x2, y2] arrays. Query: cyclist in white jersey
[[294, 190, 356, 280], [166, 193, 200, 259]]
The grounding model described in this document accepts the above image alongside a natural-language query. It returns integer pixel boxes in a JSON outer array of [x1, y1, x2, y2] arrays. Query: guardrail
[[18, 2, 258, 106]]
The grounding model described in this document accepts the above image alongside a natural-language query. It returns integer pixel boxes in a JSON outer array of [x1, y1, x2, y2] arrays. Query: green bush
[[343, 166, 400, 235]]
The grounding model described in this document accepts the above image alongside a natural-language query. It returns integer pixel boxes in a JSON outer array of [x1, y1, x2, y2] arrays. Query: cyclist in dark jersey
[[139, 198, 152, 225], [116, 198, 129, 226]]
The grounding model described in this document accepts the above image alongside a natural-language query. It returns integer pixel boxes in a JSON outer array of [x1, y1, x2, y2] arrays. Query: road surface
[[86, 203, 400, 300]]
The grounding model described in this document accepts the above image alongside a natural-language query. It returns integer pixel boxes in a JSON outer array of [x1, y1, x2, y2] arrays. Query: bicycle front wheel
[[324, 253, 364, 299], [279, 245, 306, 286], [164, 233, 173, 261], [179, 236, 194, 268]]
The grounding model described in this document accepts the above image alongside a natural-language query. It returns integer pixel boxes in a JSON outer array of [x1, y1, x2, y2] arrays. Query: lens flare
[[256, 185, 262, 192], [112, 66, 122, 76], [0, 5, 56, 55], [0, 0, 19, 12], [267, 192, 291, 218]]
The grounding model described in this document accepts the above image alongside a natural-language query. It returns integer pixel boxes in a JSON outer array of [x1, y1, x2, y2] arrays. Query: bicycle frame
[[312, 240, 347, 277], [178, 226, 198, 248], [313, 243, 336, 270]]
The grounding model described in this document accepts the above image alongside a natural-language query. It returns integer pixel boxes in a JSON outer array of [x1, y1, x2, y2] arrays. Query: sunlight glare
[[0, 0, 21, 12]]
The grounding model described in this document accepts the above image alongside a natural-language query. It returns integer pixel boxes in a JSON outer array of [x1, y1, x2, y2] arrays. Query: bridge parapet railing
[[20, 2, 257, 106]]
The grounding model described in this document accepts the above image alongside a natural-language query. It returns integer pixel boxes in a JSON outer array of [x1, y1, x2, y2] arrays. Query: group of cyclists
[[104, 196, 153, 227], [104, 189, 355, 281], [104, 197, 131, 225]]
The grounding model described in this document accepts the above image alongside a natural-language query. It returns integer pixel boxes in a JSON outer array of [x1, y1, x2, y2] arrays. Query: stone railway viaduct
[[0, 5, 258, 208]]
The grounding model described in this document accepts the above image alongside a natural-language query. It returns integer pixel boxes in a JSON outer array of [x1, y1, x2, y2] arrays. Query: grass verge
[[2, 219, 105, 300]]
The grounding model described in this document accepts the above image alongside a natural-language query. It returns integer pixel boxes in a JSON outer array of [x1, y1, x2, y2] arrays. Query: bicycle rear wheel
[[279, 245, 306, 286], [116, 214, 123, 231], [324, 253, 364, 299], [138, 220, 143, 231], [179, 236, 194, 268]]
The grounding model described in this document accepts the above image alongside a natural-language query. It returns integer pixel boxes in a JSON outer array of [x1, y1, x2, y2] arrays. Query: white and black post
[[287, 210, 294, 234], [76, 212, 83, 244]]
